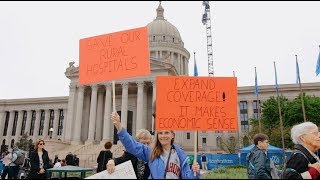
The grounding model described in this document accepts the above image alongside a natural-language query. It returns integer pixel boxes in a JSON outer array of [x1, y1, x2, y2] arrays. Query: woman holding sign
[[111, 110, 200, 179]]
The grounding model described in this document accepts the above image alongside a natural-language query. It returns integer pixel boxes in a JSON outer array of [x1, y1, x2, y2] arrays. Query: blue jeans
[[8, 166, 19, 179]]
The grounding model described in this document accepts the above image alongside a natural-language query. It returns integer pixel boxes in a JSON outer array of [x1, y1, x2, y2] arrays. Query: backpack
[[13, 151, 25, 166]]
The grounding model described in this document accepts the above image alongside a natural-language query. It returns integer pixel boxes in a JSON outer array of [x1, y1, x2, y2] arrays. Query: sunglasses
[[39, 143, 45, 145]]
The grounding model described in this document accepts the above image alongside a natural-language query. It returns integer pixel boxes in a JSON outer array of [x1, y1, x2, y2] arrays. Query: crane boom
[[202, 1, 214, 77]]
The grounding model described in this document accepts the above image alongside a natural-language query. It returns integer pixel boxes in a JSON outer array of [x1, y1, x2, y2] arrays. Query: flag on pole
[[194, 52, 198, 77], [296, 55, 300, 84], [316, 46, 320, 76], [274, 62, 279, 97], [254, 67, 259, 95]]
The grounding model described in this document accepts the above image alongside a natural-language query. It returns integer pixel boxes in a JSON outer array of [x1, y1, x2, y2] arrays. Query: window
[[187, 132, 190, 140], [11, 112, 18, 136], [202, 137, 207, 144], [48, 110, 54, 136], [39, 110, 45, 136], [173, 38, 175, 42], [3, 112, 10, 136], [21, 111, 27, 135], [163, 36, 165, 41], [58, 110, 64, 136], [30, 111, 36, 136], [240, 101, 249, 132], [153, 36, 155, 41], [253, 100, 261, 119]]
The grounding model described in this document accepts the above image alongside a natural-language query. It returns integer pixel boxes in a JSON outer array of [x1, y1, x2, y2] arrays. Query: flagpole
[[193, 52, 198, 176], [255, 67, 261, 133], [274, 61, 286, 165], [295, 55, 307, 122]]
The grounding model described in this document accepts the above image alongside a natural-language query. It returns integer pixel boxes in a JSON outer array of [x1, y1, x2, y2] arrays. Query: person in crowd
[[281, 122, 320, 179], [74, 154, 79, 166], [65, 152, 75, 166], [9, 146, 20, 179], [53, 155, 59, 164], [246, 133, 271, 179], [61, 159, 67, 166], [111, 110, 200, 179], [97, 141, 113, 173], [1, 150, 11, 179], [107, 129, 152, 179], [27, 139, 49, 179], [53, 159, 61, 168], [201, 153, 207, 170]]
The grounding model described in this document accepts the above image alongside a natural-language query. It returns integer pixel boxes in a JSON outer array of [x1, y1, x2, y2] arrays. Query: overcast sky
[[1, 1, 319, 99]]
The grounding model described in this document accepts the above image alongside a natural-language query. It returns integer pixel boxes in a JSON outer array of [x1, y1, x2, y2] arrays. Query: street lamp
[[49, 128, 54, 139]]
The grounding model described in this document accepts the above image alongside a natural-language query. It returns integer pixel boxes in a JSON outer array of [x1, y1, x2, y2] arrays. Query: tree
[[219, 136, 238, 154], [16, 133, 34, 151], [284, 94, 320, 126], [249, 94, 320, 149]]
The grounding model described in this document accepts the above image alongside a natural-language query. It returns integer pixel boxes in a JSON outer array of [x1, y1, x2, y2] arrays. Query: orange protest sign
[[79, 26, 150, 85], [156, 76, 238, 131]]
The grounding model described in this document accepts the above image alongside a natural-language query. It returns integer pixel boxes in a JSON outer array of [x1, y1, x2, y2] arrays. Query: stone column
[[103, 83, 112, 142], [53, 109, 60, 140], [64, 84, 77, 142], [185, 58, 189, 76], [121, 82, 129, 129], [14, 111, 24, 141], [136, 81, 144, 131], [0, 111, 6, 140], [95, 88, 104, 142], [42, 109, 50, 139], [24, 110, 32, 137], [72, 86, 85, 144], [151, 80, 156, 132], [61, 108, 68, 140], [33, 109, 42, 142], [87, 84, 98, 144], [5, 111, 15, 145]]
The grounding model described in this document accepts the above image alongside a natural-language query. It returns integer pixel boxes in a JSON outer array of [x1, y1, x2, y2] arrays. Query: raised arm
[[111, 112, 150, 162]]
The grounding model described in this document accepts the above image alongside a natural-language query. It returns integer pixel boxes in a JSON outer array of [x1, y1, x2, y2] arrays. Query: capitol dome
[[147, 2, 190, 76], [147, 3, 183, 46]]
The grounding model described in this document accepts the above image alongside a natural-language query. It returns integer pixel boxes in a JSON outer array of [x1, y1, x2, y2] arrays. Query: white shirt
[[54, 162, 62, 168], [38, 151, 43, 169], [162, 148, 181, 179]]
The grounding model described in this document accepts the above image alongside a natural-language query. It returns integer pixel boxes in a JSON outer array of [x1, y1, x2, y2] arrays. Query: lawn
[[201, 165, 248, 179]]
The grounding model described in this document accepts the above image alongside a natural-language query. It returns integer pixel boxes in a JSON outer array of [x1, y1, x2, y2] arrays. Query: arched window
[[2, 139, 5, 145], [216, 136, 222, 149]]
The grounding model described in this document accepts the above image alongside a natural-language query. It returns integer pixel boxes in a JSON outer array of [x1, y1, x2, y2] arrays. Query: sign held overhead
[[156, 76, 238, 131], [79, 26, 150, 85]]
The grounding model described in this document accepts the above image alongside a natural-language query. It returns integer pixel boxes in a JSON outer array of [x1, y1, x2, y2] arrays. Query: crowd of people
[[246, 121, 320, 179], [2, 100, 320, 179], [0, 140, 80, 179]]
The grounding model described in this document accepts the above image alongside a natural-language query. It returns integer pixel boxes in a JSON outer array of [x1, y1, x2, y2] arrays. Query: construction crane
[[202, 1, 214, 77]]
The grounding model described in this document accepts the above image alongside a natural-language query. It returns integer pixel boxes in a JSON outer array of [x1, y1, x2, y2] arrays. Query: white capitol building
[[1, 3, 319, 163]]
